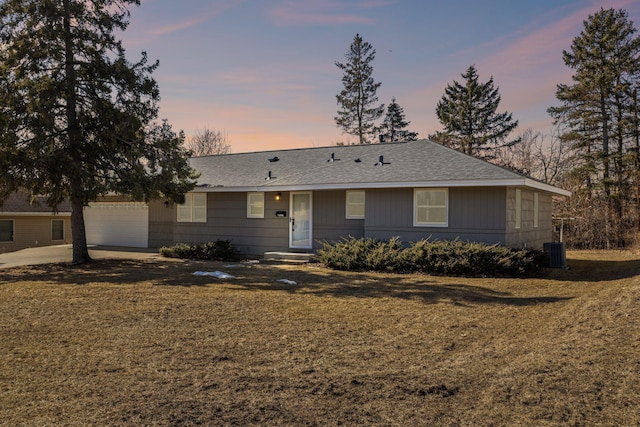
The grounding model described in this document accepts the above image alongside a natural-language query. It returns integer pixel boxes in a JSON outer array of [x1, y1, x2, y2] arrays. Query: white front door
[[289, 192, 312, 249]]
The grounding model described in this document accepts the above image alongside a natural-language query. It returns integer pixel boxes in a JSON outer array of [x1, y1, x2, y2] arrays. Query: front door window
[[290, 192, 312, 249]]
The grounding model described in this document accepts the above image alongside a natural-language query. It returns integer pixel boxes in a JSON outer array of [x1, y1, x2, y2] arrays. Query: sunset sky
[[122, 0, 640, 153]]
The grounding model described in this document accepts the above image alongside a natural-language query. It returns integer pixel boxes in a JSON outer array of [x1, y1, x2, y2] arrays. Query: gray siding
[[148, 186, 555, 255], [189, 192, 288, 256], [149, 190, 366, 254], [313, 190, 365, 248], [150, 192, 290, 256], [149, 190, 364, 255], [148, 199, 175, 248], [364, 187, 507, 245]]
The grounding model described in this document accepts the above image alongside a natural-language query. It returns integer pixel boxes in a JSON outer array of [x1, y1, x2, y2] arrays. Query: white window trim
[[51, 219, 64, 241], [345, 190, 365, 219], [0, 219, 14, 243], [177, 193, 207, 223], [533, 192, 539, 228], [413, 188, 449, 227], [247, 192, 265, 218], [515, 189, 522, 229]]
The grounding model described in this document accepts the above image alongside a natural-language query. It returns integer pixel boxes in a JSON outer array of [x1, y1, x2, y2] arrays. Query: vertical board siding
[[149, 190, 366, 255], [364, 188, 507, 245], [151, 192, 290, 256], [148, 199, 175, 248], [449, 187, 506, 229], [313, 190, 365, 247], [148, 187, 556, 255]]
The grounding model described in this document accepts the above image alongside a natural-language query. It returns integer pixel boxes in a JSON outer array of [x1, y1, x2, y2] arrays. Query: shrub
[[159, 240, 237, 261], [317, 237, 548, 277], [316, 237, 380, 271]]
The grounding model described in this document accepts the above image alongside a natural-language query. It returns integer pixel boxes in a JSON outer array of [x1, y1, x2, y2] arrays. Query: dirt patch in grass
[[1, 251, 639, 426]]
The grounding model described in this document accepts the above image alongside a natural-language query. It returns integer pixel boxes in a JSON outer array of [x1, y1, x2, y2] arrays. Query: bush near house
[[317, 237, 548, 277], [159, 240, 237, 261]]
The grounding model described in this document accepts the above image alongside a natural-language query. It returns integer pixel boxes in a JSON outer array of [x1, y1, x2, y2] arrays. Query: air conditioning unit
[[543, 242, 566, 268]]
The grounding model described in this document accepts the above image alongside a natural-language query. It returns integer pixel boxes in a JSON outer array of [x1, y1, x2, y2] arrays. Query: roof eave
[[523, 178, 571, 197], [0, 212, 72, 216], [190, 178, 571, 196]]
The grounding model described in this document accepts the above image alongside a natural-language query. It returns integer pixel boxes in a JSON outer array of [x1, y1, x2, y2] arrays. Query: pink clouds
[[139, 0, 640, 152], [420, 0, 640, 136], [397, 0, 640, 140], [481, 0, 640, 123], [149, 1, 241, 36], [268, 0, 382, 26]]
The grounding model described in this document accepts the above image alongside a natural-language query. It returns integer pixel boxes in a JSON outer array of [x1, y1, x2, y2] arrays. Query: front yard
[[1, 251, 638, 426]]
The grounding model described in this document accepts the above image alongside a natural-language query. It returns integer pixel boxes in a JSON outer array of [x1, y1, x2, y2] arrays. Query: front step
[[263, 252, 314, 263]]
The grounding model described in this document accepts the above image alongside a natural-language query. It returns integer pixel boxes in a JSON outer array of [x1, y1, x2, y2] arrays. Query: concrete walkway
[[0, 245, 162, 269]]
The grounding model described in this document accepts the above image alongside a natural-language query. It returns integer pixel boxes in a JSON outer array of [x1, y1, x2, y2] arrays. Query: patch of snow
[[193, 271, 235, 279]]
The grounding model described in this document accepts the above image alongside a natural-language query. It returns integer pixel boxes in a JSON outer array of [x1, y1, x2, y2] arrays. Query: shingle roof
[[189, 140, 570, 196], [0, 192, 72, 213]]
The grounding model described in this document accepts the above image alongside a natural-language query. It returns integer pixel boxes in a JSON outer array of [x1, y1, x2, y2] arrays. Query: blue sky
[[122, 0, 640, 153]]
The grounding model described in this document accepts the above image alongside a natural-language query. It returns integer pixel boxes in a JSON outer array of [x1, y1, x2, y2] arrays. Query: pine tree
[[435, 65, 519, 159], [548, 8, 640, 247], [0, 0, 197, 264], [379, 97, 418, 142], [335, 34, 384, 144]]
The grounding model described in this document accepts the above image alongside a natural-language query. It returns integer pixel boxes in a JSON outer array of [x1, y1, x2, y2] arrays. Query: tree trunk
[[71, 193, 91, 264], [63, 0, 90, 264], [600, 91, 611, 197], [634, 89, 640, 232]]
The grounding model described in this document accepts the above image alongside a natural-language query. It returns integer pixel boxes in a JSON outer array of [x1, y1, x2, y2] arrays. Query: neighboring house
[[130, 139, 568, 256], [0, 190, 148, 253], [0, 192, 72, 253]]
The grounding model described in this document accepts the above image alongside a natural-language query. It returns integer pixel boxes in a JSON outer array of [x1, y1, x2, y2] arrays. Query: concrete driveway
[[0, 245, 162, 269]]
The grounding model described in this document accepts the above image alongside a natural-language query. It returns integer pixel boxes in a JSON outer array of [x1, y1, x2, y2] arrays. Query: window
[[346, 190, 365, 219], [533, 192, 539, 228], [247, 192, 265, 218], [515, 189, 522, 229], [414, 189, 448, 227], [0, 220, 14, 242], [51, 219, 64, 241], [177, 193, 207, 223]]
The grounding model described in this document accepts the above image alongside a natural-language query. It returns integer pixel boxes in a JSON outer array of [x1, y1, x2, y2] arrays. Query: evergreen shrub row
[[159, 240, 237, 261], [316, 237, 548, 277]]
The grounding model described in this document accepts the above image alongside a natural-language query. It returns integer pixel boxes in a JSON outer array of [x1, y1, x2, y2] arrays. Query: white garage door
[[84, 202, 149, 248]]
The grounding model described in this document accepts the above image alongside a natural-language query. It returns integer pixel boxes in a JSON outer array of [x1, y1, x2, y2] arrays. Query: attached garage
[[84, 202, 149, 248]]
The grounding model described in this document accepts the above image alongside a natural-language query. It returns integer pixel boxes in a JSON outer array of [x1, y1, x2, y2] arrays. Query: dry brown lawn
[[1, 251, 639, 426]]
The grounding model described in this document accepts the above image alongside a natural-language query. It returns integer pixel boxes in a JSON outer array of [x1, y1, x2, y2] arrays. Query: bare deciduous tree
[[495, 127, 573, 187], [185, 128, 231, 156]]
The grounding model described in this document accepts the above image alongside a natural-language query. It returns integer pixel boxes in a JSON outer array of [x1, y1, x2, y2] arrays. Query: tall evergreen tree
[[435, 65, 520, 159], [0, 0, 197, 264], [379, 97, 418, 142], [548, 8, 640, 247], [335, 33, 384, 144]]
